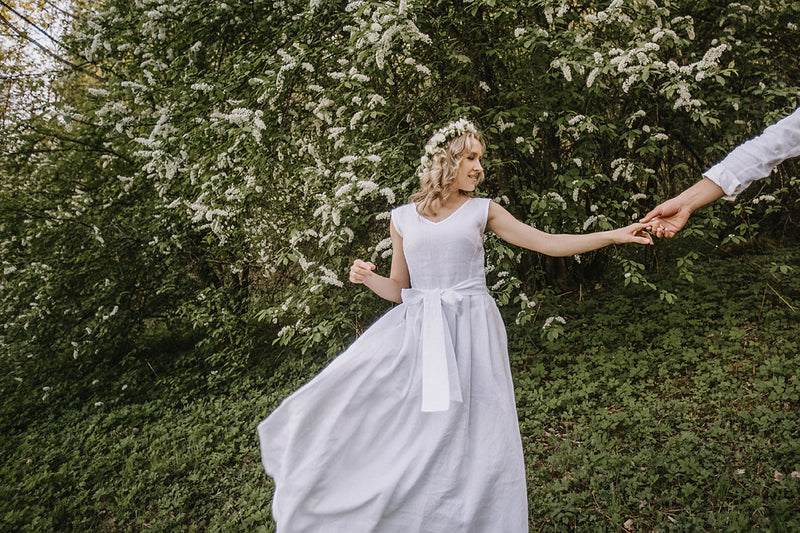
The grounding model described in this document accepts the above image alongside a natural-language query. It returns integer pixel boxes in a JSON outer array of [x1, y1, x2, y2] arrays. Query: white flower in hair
[[417, 118, 478, 175]]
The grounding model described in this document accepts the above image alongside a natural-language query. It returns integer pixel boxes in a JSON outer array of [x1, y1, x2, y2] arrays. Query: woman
[[258, 119, 652, 532]]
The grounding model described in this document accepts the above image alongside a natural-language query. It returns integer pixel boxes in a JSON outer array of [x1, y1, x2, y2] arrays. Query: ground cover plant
[[514, 242, 800, 531], [1, 243, 798, 532]]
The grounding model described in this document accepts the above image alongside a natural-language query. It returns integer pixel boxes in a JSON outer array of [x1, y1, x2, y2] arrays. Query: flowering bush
[[1, 0, 798, 375]]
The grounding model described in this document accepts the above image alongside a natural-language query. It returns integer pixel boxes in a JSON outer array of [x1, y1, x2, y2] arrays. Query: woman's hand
[[347, 221, 408, 303], [349, 259, 376, 284], [611, 222, 654, 245]]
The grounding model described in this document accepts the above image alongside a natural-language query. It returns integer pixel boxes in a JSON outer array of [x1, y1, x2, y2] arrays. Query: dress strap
[[400, 277, 487, 412], [472, 197, 491, 233]]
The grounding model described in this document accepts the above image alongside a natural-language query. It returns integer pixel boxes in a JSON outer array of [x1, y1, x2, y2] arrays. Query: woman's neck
[[436, 190, 468, 210], [421, 193, 468, 221]]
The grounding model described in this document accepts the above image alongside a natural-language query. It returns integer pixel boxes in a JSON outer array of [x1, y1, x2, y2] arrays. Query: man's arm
[[705, 108, 800, 199], [642, 108, 800, 237]]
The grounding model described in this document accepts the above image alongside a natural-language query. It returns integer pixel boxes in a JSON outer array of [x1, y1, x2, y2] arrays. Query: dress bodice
[[391, 198, 490, 290]]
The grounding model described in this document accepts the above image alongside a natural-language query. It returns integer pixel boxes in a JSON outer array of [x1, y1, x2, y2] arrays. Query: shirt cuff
[[703, 164, 747, 201]]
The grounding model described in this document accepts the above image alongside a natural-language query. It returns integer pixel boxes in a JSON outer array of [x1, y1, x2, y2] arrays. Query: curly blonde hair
[[410, 130, 486, 218]]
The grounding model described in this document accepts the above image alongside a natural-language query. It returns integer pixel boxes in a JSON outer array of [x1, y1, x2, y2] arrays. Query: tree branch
[[42, 0, 77, 20], [0, 10, 106, 82], [0, 0, 60, 45]]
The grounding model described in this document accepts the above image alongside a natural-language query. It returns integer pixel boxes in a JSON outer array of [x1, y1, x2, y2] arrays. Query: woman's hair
[[410, 130, 486, 218]]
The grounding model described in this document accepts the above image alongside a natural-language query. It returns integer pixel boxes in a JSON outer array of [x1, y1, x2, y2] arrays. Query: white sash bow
[[401, 277, 487, 412]]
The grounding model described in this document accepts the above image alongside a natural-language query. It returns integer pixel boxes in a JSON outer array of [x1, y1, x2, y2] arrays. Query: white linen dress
[[257, 197, 528, 532]]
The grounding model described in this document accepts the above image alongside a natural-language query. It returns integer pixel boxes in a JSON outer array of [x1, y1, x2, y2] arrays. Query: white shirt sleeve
[[703, 108, 800, 200]]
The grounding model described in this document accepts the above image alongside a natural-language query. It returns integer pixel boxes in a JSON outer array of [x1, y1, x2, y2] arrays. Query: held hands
[[611, 223, 654, 245], [639, 178, 725, 238], [349, 259, 376, 284], [640, 198, 692, 238]]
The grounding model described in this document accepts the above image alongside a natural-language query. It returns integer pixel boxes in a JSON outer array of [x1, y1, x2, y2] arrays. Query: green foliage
[[2, 245, 799, 531], [1, 3, 799, 525], [1, 6, 798, 527], [4, 0, 799, 378], [2, 1, 799, 530], [511, 245, 800, 531]]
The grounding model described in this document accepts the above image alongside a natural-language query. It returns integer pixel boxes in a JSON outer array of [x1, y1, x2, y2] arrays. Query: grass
[[1, 244, 799, 532], [514, 243, 800, 531]]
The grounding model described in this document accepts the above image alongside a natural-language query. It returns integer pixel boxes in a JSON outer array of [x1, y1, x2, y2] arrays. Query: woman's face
[[452, 137, 483, 193]]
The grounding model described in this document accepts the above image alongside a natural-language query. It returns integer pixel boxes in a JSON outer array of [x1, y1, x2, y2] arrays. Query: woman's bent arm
[[349, 220, 410, 303]]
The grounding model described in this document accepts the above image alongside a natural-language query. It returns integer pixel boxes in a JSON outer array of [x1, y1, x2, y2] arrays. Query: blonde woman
[[258, 119, 652, 532]]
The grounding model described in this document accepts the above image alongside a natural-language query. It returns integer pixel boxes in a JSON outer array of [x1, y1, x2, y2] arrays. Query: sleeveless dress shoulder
[[257, 197, 528, 532]]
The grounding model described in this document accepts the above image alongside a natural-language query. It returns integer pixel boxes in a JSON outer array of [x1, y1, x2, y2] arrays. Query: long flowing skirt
[[258, 294, 528, 532]]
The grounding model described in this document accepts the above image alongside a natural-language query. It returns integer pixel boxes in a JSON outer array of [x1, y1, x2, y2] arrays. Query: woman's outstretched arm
[[486, 201, 652, 256], [349, 220, 410, 303]]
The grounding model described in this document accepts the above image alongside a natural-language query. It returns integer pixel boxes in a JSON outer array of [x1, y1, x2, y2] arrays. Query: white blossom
[[350, 111, 364, 129], [545, 192, 568, 210], [543, 316, 566, 329], [496, 117, 515, 132], [375, 237, 392, 253], [415, 64, 431, 76], [586, 67, 599, 88], [328, 127, 346, 139], [568, 114, 585, 126], [334, 183, 352, 197], [356, 180, 379, 198], [367, 94, 386, 109], [379, 188, 396, 204], [752, 195, 775, 204], [319, 265, 344, 287]]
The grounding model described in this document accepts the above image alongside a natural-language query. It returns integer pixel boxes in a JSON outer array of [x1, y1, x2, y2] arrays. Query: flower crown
[[417, 118, 479, 176]]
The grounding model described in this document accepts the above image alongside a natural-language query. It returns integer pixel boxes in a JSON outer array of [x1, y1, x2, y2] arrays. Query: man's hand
[[641, 178, 725, 238], [640, 198, 693, 238]]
